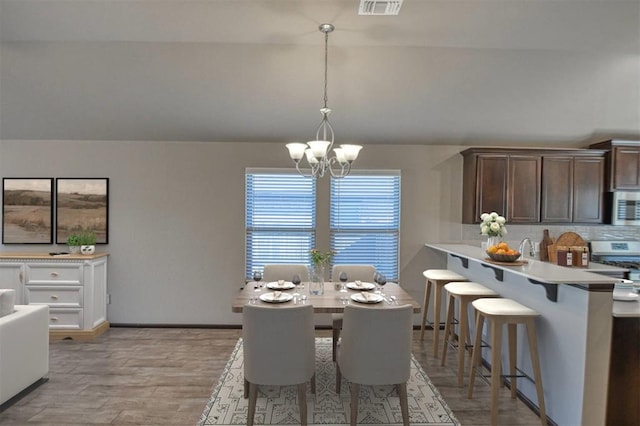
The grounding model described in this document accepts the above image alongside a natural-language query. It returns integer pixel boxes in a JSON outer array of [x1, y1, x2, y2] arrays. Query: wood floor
[[0, 327, 544, 425]]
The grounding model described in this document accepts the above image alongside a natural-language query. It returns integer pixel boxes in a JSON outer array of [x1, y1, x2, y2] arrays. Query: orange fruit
[[487, 245, 498, 254], [498, 242, 509, 250], [496, 249, 506, 254]]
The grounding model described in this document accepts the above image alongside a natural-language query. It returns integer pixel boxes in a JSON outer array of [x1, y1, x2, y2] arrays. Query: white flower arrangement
[[480, 212, 508, 237]]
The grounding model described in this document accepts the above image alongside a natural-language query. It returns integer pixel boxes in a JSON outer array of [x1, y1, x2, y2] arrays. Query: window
[[245, 169, 316, 278], [330, 171, 401, 280]]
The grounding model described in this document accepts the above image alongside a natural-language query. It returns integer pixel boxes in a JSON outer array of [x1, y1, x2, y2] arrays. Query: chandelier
[[286, 24, 362, 178]]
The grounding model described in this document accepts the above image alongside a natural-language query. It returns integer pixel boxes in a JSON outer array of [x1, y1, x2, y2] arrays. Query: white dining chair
[[262, 264, 309, 283], [336, 303, 413, 426], [330, 264, 377, 361], [242, 303, 315, 426]]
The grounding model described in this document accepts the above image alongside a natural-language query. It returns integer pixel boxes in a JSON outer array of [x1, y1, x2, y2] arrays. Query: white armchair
[[242, 303, 315, 426], [0, 304, 50, 406], [336, 304, 413, 426]]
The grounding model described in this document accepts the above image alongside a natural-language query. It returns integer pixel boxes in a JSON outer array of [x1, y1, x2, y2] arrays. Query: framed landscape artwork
[[2, 178, 54, 244], [56, 178, 109, 244]]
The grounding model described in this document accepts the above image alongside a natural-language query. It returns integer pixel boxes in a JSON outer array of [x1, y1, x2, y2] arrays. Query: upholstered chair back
[[331, 265, 376, 282], [262, 264, 309, 283]]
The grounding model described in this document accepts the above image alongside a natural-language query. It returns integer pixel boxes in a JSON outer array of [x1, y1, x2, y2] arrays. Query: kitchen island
[[425, 243, 624, 426]]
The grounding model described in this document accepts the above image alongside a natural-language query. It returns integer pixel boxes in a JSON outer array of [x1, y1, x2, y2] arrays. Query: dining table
[[231, 281, 421, 314]]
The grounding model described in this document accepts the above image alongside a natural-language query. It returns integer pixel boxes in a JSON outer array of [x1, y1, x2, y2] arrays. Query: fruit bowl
[[486, 251, 522, 262]]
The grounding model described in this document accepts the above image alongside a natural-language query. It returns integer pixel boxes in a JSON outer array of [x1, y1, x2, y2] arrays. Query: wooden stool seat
[[441, 282, 499, 386], [419, 269, 468, 358], [468, 298, 547, 426]]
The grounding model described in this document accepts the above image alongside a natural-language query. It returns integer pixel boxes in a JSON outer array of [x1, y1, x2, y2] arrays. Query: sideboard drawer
[[48, 309, 83, 329], [25, 286, 83, 308], [25, 264, 83, 285]]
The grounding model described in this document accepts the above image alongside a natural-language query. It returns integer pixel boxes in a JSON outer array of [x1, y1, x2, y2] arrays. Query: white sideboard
[[0, 253, 109, 340]]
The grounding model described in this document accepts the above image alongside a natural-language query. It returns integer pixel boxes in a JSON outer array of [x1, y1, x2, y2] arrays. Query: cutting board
[[555, 231, 585, 248], [547, 232, 586, 263]]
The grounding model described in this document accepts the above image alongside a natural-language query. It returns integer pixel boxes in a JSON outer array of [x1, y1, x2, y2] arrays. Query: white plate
[[350, 293, 384, 304], [266, 281, 295, 290], [613, 290, 639, 302], [259, 292, 294, 303], [346, 281, 376, 291]]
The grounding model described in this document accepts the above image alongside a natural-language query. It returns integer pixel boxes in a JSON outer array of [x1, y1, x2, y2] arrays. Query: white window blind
[[245, 170, 316, 278], [330, 171, 401, 280]]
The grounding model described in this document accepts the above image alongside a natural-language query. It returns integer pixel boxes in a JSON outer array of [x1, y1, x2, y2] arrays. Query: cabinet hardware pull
[[51, 272, 59, 277], [19, 271, 23, 283], [51, 295, 58, 300], [51, 317, 58, 321]]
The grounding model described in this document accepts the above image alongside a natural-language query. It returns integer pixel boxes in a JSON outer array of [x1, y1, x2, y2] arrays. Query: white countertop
[[425, 243, 623, 285], [426, 243, 639, 317]]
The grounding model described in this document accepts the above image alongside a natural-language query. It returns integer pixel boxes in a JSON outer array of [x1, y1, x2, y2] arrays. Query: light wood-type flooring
[[0, 328, 544, 425]]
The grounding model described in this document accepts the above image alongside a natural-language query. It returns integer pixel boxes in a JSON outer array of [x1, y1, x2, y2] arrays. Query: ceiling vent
[[358, 0, 403, 15]]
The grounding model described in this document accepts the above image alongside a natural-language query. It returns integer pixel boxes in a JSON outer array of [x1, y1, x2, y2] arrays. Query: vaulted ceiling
[[1, 0, 638, 146]]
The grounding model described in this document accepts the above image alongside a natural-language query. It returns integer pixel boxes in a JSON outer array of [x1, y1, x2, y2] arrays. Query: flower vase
[[486, 236, 501, 250], [309, 263, 325, 296]]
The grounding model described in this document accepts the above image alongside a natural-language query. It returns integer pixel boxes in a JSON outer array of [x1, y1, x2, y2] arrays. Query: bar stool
[[419, 269, 468, 358], [467, 298, 547, 426], [441, 282, 499, 386]]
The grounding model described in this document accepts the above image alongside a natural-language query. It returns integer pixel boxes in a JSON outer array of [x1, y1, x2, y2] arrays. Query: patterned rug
[[198, 338, 459, 426]]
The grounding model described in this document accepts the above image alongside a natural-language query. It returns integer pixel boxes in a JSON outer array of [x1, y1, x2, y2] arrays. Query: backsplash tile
[[462, 224, 639, 246]]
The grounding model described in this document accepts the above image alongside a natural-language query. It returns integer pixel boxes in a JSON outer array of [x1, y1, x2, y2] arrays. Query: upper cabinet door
[[541, 156, 573, 223], [508, 155, 541, 223], [613, 147, 640, 190], [573, 157, 605, 222], [476, 155, 508, 221]]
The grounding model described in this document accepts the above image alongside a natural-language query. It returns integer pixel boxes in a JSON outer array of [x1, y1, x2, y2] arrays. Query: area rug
[[198, 337, 459, 426]]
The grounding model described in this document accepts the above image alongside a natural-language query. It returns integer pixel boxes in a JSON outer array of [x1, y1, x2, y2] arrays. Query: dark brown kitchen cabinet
[[541, 156, 604, 223], [508, 155, 541, 222], [462, 147, 606, 224], [462, 149, 540, 223], [589, 140, 640, 190]]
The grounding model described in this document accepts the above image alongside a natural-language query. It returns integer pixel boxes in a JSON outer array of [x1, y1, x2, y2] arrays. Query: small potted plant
[[78, 229, 97, 255], [66, 234, 82, 254]]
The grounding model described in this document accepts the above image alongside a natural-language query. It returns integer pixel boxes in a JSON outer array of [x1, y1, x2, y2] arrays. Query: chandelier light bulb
[[305, 148, 320, 165], [286, 143, 307, 162], [307, 140, 331, 159], [340, 144, 363, 162], [333, 148, 346, 164]]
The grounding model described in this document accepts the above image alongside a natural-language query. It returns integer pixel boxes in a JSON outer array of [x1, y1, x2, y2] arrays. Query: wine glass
[[339, 271, 348, 292], [374, 272, 382, 294], [252, 270, 263, 291], [293, 273, 304, 290], [376, 273, 388, 296], [292, 274, 301, 302]]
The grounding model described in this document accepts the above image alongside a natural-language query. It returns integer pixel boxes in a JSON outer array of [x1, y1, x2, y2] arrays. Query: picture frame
[[2, 178, 54, 244], [56, 178, 109, 244]]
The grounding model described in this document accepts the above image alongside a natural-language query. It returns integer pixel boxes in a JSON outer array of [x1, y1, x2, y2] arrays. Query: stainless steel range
[[590, 240, 640, 283]]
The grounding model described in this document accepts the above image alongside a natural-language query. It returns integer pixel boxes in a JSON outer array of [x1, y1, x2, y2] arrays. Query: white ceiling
[[1, 0, 639, 146]]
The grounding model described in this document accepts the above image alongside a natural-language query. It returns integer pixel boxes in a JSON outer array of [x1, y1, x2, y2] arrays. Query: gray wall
[[0, 140, 462, 325]]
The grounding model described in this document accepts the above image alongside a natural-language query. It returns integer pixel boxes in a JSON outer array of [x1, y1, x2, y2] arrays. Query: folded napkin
[[354, 280, 363, 288], [273, 291, 282, 300], [360, 291, 372, 301]]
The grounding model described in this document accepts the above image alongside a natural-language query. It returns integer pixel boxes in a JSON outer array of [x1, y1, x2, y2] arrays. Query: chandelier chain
[[323, 30, 329, 109]]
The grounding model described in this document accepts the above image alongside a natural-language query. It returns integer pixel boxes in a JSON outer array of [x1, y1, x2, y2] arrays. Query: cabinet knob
[[50, 272, 59, 277], [50, 295, 58, 300]]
